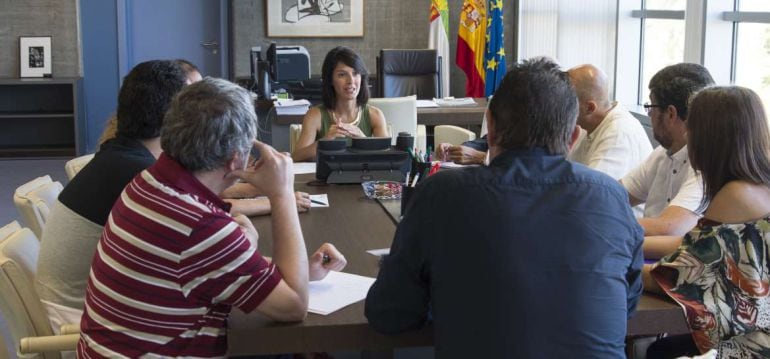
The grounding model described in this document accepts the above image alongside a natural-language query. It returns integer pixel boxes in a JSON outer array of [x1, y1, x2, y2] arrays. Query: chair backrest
[[368, 96, 417, 146], [13, 176, 64, 239], [0, 223, 60, 359], [0, 221, 22, 244], [64, 154, 95, 180], [289, 124, 303, 154], [377, 49, 440, 99], [435, 125, 476, 146]]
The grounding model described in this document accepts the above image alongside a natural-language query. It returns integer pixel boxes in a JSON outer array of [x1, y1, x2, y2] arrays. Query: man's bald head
[[567, 64, 612, 133], [568, 64, 610, 108]]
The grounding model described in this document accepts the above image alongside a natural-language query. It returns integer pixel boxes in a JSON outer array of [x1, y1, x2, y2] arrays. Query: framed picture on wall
[[267, 0, 364, 37], [19, 36, 52, 78]]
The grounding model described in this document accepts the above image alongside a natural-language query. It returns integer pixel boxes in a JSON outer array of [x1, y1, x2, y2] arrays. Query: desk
[[262, 98, 488, 152], [228, 174, 688, 355]]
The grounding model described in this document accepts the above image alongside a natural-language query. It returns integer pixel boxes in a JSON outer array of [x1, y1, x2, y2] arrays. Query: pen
[[310, 198, 327, 206], [410, 172, 420, 187]]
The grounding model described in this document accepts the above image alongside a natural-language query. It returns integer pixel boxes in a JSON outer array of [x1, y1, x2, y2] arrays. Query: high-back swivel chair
[[377, 49, 442, 100]]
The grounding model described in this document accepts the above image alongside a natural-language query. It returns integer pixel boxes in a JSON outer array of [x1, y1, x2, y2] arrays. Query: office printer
[[250, 44, 311, 98], [275, 46, 311, 82]]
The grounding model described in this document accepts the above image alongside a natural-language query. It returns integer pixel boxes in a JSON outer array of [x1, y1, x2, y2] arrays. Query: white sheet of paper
[[293, 162, 316, 174], [433, 97, 477, 107], [275, 106, 309, 115], [274, 98, 311, 107], [416, 99, 438, 108], [439, 161, 479, 169], [310, 194, 329, 207], [308, 271, 376, 315], [366, 248, 390, 257]]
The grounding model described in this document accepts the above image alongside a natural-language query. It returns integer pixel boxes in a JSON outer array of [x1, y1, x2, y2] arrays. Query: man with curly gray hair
[[77, 78, 346, 358]]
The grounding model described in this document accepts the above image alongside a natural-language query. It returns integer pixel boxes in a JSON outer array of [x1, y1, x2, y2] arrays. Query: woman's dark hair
[[321, 46, 369, 109], [174, 58, 201, 78], [116, 60, 187, 139], [687, 86, 770, 206]]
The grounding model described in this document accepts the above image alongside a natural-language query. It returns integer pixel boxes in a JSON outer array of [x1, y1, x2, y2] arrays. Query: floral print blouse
[[651, 218, 770, 358]]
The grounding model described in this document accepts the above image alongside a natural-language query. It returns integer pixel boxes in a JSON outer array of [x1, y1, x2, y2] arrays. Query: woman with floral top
[[644, 86, 770, 358]]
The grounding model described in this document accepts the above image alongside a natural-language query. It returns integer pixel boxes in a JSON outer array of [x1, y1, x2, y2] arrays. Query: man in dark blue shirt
[[365, 58, 644, 358]]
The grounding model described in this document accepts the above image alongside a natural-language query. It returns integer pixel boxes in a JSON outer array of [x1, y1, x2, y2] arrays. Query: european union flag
[[484, 0, 505, 96]]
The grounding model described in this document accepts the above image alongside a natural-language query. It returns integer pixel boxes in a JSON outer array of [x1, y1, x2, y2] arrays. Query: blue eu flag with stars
[[484, 0, 505, 96]]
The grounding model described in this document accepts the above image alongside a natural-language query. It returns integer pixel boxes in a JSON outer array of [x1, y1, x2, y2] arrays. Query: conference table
[[228, 173, 688, 356], [258, 98, 488, 152]]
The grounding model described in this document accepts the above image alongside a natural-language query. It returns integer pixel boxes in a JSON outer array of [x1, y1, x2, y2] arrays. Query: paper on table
[[308, 271, 376, 315], [275, 106, 310, 115], [274, 98, 310, 115], [310, 194, 329, 207], [293, 162, 316, 174], [274, 99, 311, 107], [439, 161, 479, 169], [433, 97, 477, 107], [416, 99, 438, 108], [366, 248, 390, 257]]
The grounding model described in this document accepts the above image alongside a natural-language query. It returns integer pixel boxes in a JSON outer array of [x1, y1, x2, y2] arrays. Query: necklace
[[331, 106, 361, 126]]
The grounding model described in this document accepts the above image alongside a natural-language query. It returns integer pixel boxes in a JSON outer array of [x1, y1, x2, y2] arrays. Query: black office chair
[[376, 49, 442, 99]]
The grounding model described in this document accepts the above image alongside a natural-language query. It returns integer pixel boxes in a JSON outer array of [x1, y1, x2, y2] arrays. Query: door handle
[[201, 41, 219, 54]]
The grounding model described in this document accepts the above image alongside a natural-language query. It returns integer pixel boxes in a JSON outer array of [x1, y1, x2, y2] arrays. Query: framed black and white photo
[[267, 0, 364, 37], [19, 36, 52, 78]]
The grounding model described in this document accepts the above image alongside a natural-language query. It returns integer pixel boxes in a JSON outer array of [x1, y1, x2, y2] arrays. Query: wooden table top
[[269, 98, 488, 127], [228, 174, 688, 355]]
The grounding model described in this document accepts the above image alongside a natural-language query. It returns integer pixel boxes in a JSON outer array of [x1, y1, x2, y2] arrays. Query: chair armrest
[[19, 333, 79, 354], [416, 125, 427, 154], [60, 323, 81, 335]]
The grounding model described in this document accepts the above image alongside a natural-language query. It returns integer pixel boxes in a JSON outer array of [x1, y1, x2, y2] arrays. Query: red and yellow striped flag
[[456, 0, 487, 97]]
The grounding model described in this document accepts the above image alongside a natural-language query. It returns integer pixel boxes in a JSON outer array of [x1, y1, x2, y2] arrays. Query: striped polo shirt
[[77, 154, 282, 358]]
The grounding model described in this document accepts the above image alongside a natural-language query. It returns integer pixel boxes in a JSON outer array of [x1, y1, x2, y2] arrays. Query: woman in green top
[[292, 46, 389, 162]]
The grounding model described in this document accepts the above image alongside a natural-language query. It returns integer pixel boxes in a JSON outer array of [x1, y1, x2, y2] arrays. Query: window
[[517, 0, 617, 96], [729, 2, 770, 108], [645, 0, 685, 11], [640, 18, 685, 103], [633, 1, 686, 104], [524, 0, 770, 111]]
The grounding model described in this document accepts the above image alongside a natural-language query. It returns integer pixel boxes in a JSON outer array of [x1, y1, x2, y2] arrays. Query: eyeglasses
[[643, 103, 665, 113]]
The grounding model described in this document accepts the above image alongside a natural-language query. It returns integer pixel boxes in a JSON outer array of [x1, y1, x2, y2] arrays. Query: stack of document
[[433, 97, 477, 107], [416, 99, 438, 108], [274, 98, 311, 115]]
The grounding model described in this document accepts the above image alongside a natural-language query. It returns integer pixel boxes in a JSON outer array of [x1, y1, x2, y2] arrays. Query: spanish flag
[[456, 0, 487, 97]]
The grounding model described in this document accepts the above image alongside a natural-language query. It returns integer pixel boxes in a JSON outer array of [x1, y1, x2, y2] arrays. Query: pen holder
[[410, 161, 433, 181], [396, 132, 414, 152], [400, 186, 416, 216]]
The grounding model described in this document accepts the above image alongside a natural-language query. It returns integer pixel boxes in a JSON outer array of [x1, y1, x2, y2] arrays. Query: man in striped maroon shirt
[[77, 77, 346, 358]]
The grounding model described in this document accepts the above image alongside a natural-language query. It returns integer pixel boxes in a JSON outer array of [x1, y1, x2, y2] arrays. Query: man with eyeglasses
[[620, 63, 714, 257]]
